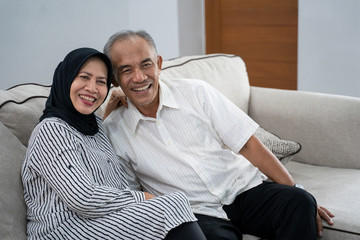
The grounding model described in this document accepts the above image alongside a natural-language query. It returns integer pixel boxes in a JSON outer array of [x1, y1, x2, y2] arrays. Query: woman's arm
[[34, 120, 145, 218]]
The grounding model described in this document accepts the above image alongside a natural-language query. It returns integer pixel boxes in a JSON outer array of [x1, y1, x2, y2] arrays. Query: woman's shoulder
[[27, 117, 82, 157], [38, 117, 72, 133], [30, 117, 76, 143]]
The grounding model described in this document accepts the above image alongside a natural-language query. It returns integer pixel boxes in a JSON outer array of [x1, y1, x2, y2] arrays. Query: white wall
[[0, 0, 204, 90], [0, 0, 126, 90], [128, 0, 180, 59], [178, 0, 206, 57], [298, 0, 360, 98], [2, 0, 359, 98]]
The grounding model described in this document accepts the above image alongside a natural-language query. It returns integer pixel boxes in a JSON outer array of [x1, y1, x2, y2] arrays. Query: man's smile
[[132, 83, 152, 92]]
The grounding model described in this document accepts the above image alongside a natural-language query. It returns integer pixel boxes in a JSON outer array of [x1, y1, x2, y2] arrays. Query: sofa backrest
[[161, 54, 250, 113], [0, 83, 50, 147]]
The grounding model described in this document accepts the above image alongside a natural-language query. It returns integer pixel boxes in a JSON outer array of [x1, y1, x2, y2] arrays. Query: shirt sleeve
[[197, 81, 259, 152], [32, 121, 145, 218]]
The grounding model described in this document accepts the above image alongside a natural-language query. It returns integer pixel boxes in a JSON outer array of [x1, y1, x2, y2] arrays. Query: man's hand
[[316, 205, 334, 237], [144, 192, 155, 200], [103, 89, 128, 120]]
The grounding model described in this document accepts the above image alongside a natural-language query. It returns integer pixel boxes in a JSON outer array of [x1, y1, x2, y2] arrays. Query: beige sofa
[[1, 54, 359, 240]]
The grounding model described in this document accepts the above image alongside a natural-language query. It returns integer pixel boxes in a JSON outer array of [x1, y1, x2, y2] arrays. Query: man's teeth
[[80, 95, 95, 102], [133, 84, 150, 91]]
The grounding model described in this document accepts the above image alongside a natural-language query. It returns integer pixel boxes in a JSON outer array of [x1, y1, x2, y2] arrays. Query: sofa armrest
[[248, 86, 360, 169]]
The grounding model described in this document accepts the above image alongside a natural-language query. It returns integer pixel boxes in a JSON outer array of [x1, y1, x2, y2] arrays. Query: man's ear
[[157, 55, 163, 70], [111, 75, 120, 87]]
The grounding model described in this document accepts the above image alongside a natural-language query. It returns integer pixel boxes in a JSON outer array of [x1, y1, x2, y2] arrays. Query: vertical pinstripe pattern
[[21, 117, 196, 239], [104, 78, 266, 220]]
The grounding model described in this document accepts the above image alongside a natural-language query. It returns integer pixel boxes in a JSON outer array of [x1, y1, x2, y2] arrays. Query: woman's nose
[[85, 79, 98, 93]]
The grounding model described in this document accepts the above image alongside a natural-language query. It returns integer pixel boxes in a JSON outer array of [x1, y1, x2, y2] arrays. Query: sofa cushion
[[0, 121, 27, 239], [0, 83, 50, 146], [286, 161, 360, 239], [254, 127, 301, 165], [161, 54, 251, 113]]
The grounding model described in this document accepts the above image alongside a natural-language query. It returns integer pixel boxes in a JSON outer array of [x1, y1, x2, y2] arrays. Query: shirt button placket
[[157, 118, 172, 146]]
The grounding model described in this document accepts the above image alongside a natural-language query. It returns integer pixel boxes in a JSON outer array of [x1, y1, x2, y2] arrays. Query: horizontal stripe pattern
[[22, 117, 196, 239]]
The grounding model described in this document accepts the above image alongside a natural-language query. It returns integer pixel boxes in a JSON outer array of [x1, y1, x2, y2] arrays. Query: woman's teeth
[[80, 95, 95, 102]]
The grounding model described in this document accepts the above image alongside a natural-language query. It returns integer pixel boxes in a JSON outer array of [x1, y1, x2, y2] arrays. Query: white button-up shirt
[[104, 78, 266, 219]]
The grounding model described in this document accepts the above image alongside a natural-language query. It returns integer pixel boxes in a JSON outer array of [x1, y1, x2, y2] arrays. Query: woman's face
[[70, 57, 108, 115]]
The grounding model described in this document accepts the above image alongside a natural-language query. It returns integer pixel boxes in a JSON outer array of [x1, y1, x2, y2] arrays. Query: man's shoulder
[[162, 77, 206, 86], [161, 78, 211, 93], [103, 107, 134, 132], [103, 109, 122, 129]]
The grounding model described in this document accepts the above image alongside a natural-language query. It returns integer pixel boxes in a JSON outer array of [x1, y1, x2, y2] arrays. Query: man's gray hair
[[103, 30, 158, 58]]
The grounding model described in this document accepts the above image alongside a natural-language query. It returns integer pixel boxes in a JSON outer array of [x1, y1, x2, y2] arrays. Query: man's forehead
[[114, 39, 156, 64]]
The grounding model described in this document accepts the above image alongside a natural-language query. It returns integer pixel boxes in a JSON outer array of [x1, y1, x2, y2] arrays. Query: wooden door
[[205, 0, 298, 90]]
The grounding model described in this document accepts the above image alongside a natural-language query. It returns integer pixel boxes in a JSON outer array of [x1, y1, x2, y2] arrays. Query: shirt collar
[[125, 79, 179, 134]]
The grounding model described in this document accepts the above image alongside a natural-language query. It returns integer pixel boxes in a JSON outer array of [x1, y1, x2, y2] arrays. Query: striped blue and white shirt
[[21, 117, 196, 239], [104, 78, 266, 220]]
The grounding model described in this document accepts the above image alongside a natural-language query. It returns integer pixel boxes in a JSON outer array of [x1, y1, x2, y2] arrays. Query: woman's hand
[[103, 89, 128, 120]]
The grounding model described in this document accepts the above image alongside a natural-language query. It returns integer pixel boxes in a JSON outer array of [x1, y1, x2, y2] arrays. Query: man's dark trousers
[[195, 182, 318, 240]]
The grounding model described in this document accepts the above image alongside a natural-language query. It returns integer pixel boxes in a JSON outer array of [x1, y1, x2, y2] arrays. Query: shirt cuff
[[129, 190, 146, 203]]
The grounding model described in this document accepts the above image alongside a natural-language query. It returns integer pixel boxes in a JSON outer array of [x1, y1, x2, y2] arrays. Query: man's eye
[[143, 62, 152, 68], [121, 69, 131, 74]]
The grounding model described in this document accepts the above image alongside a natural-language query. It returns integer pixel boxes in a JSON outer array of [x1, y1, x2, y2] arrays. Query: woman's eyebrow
[[78, 71, 92, 75]]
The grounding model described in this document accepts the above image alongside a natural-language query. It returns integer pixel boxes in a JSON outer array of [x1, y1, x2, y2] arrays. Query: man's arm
[[239, 134, 334, 237], [103, 89, 128, 120], [239, 135, 295, 186]]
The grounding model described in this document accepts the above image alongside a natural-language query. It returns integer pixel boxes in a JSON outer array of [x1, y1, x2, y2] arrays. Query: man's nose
[[133, 67, 147, 82]]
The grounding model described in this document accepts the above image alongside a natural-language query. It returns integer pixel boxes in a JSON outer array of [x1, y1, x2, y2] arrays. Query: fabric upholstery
[[0, 84, 50, 146], [254, 127, 301, 165], [286, 161, 360, 238], [161, 54, 251, 113], [0, 121, 27, 240], [249, 86, 360, 169]]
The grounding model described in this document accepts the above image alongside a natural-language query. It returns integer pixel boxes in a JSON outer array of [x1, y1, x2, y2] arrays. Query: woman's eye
[[80, 75, 90, 80], [97, 80, 107, 85]]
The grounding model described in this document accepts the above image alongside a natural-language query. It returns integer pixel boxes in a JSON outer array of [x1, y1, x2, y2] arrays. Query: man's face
[[110, 37, 162, 116]]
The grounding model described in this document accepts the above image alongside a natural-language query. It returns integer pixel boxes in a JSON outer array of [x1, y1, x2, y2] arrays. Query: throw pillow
[[254, 127, 301, 165]]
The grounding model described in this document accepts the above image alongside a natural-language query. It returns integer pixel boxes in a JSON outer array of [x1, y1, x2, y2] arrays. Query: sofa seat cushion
[[286, 161, 360, 239]]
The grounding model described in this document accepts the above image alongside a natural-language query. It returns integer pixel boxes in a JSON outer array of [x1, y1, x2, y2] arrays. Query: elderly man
[[103, 30, 334, 240]]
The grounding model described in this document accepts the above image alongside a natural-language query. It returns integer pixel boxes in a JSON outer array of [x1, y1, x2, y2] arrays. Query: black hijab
[[40, 48, 113, 135]]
